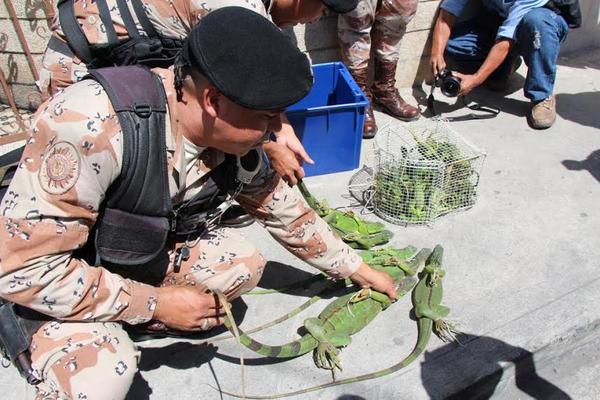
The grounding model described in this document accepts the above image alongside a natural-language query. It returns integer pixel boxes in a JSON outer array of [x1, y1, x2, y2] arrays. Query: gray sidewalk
[[2, 50, 600, 399]]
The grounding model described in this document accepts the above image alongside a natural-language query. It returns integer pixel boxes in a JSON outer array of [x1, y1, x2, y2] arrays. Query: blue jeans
[[445, 8, 569, 101]]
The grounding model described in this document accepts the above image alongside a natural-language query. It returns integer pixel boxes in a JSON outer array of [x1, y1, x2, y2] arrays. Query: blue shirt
[[440, 0, 549, 40]]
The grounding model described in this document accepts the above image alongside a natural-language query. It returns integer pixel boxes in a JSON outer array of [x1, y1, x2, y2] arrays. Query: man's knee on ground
[[35, 324, 139, 400]]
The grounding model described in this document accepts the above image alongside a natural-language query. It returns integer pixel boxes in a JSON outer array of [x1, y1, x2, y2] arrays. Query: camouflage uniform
[[1, 68, 362, 399], [338, 0, 420, 136], [338, 0, 417, 69], [37, 0, 270, 98]]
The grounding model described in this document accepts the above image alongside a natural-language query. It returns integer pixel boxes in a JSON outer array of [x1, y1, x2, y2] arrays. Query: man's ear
[[201, 85, 221, 118]]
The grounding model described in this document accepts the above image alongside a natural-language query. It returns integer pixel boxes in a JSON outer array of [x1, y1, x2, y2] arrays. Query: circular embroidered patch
[[38, 141, 81, 195]]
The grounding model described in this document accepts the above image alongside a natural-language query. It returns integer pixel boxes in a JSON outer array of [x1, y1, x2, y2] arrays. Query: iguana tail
[[245, 273, 329, 295], [209, 295, 322, 343], [216, 319, 433, 399], [216, 251, 437, 399], [297, 180, 321, 212], [223, 317, 318, 358]]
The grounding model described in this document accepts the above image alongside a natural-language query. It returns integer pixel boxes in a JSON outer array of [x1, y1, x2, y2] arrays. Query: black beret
[[178, 6, 313, 110], [321, 0, 358, 13]]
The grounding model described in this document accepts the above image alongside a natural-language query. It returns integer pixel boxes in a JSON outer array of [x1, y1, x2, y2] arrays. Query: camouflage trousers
[[338, 0, 418, 70], [29, 227, 265, 399]]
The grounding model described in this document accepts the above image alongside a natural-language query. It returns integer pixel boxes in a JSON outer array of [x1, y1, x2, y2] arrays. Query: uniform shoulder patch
[[38, 141, 81, 195]]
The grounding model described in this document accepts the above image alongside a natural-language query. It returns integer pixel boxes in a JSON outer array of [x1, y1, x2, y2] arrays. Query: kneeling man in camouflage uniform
[[0, 7, 395, 399]]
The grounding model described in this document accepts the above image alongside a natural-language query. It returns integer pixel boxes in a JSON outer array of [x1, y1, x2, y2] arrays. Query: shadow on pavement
[[257, 261, 317, 291], [126, 342, 219, 400], [556, 92, 600, 129], [562, 149, 600, 183], [558, 52, 600, 70], [421, 333, 572, 400], [257, 261, 352, 299]]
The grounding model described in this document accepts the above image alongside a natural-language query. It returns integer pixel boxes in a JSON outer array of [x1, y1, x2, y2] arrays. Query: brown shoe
[[371, 60, 420, 121], [528, 95, 556, 129], [349, 67, 377, 138]]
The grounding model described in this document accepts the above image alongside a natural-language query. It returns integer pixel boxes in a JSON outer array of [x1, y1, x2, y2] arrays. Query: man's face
[[272, 0, 326, 27], [211, 95, 283, 156]]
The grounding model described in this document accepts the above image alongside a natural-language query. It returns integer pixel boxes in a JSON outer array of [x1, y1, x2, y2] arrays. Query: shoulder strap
[[57, 0, 93, 63], [131, 0, 160, 39], [86, 66, 171, 216], [95, 0, 120, 46], [116, 0, 141, 39]]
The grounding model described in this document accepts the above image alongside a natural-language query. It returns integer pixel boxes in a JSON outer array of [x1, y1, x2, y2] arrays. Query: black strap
[[57, 0, 93, 63], [87, 66, 171, 215], [96, 0, 120, 46], [131, 0, 160, 39], [376, 0, 383, 12], [82, 66, 172, 266], [47, 35, 75, 57], [116, 0, 141, 39], [427, 87, 500, 121]]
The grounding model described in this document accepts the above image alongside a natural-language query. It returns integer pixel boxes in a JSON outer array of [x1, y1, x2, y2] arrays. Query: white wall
[[561, 0, 600, 53]]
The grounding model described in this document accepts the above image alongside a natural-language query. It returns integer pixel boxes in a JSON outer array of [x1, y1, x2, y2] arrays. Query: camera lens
[[441, 77, 461, 97]]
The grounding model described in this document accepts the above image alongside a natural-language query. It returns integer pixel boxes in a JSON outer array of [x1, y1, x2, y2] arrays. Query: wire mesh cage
[[373, 120, 486, 225]]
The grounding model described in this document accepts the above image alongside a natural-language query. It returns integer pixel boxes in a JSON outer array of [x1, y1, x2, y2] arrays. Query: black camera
[[434, 69, 462, 97]]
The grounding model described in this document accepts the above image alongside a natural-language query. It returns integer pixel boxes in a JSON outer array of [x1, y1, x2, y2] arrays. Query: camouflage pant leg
[[338, 0, 418, 69], [338, 0, 378, 71], [37, 35, 89, 100], [161, 227, 265, 315], [30, 321, 138, 400], [372, 0, 418, 62]]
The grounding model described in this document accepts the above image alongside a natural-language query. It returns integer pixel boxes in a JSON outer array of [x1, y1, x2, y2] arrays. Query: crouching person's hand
[[349, 262, 397, 300], [154, 286, 226, 331]]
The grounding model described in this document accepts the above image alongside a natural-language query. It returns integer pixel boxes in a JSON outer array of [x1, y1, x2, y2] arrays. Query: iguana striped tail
[[209, 295, 321, 343], [223, 318, 319, 359], [216, 318, 433, 399]]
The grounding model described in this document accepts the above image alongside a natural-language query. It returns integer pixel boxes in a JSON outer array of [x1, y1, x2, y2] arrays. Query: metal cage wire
[[372, 120, 486, 225]]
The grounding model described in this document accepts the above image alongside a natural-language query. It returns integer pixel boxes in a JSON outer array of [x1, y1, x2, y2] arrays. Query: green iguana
[[213, 246, 420, 343], [297, 181, 393, 249], [219, 248, 431, 382], [218, 245, 458, 399]]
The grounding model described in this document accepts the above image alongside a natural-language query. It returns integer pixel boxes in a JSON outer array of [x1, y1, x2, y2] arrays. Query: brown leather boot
[[372, 60, 420, 121], [349, 67, 377, 139]]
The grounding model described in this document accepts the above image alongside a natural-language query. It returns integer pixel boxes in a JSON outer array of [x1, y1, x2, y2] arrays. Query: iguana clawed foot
[[313, 340, 342, 378], [434, 319, 460, 343]]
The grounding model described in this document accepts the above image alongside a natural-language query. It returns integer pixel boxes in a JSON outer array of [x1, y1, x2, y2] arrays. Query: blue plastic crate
[[285, 62, 368, 177]]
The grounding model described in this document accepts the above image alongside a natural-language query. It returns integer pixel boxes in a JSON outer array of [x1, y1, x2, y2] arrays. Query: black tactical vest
[[81, 65, 240, 269], [55, 0, 183, 69]]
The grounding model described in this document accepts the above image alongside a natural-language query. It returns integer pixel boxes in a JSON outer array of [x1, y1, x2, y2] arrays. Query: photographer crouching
[[430, 0, 580, 129]]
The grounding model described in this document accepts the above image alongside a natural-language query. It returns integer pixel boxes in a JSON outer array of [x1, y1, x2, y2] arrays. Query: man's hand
[[273, 125, 314, 167], [153, 286, 226, 331], [454, 72, 484, 96], [431, 53, 447, 77], [264, 141, 305, 186], [263, 113, 314, 186], [349, 262, 397, 300]]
